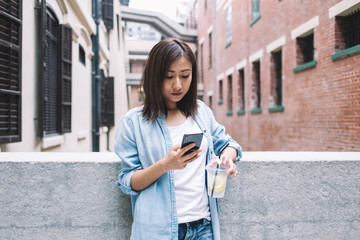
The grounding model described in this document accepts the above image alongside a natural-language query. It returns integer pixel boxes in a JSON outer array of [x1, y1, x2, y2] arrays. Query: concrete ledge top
[[242, 151, 360, 161], [0, 152, 359, 163], [0, 152, 120, 163]]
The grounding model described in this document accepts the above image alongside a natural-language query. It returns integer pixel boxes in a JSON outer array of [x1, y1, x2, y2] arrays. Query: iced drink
[[206, 162, 229, 198]]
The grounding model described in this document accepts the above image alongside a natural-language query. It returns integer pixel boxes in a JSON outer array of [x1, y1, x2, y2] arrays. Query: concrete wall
[[1, 152, 360, 239], [220, 152, 360, 240], [0, 153, 132, 240]]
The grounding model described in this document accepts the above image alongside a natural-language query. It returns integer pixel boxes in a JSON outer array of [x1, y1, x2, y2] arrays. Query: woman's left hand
[[220, 147, 238, 177]]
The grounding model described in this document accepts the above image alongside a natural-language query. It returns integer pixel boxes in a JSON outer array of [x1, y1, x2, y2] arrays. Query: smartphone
[[181, 133, 203, 155]]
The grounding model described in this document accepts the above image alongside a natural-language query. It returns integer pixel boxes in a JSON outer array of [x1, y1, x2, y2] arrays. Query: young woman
[[115, 38, 242, 240]]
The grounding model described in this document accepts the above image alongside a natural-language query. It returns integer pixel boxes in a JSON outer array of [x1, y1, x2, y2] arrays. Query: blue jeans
[[178, 218, 213, 240]]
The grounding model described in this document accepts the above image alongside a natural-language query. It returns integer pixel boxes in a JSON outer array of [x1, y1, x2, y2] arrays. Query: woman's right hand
[[130, 143, 201, 192], [161, 143, 201, 171]]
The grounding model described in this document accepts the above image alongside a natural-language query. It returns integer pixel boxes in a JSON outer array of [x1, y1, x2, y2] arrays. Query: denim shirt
[[115, 100, 242, 240]]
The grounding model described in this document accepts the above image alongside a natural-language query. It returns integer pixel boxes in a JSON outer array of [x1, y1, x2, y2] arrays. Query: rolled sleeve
[[228, 140, 242, 162], [114, 116, 142, 196], [116, 169, 139, 196]]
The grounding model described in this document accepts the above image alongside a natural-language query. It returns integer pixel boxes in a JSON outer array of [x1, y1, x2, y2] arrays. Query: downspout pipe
[[91, 0, 100, 151]]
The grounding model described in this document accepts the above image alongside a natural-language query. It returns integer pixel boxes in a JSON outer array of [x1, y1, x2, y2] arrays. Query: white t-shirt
[[168, 117, 210, 224]]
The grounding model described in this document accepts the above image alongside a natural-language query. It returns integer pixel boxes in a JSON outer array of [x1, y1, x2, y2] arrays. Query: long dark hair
[[141, 38, 198, 122]]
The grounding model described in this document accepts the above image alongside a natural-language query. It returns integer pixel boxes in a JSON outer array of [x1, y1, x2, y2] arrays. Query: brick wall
[[197, 0, 360, 151], [129, 60, 144, 74], [130, 85, 142, 108]]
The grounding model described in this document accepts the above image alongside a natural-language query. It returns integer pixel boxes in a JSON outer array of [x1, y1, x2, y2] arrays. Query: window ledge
[[268, 106, 285, 112], [237, 110, 246, 115], [42, 135, 64, 149], [226, 111, 233, 116], [225, 41, 232, 49], [293, 60, 317, 73], [218, 100, 224, 105], [250, 14, 261, 26], [250, 108, 262, 114], [77, 130, 88, 140], [331, 44, 360, 60]]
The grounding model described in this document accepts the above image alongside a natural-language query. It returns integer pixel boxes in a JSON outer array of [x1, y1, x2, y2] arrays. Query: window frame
[[0, 0, 22, 144], [226, 74, 233, 115], [100, 71, 114, 127], [102, 0, 114, 29], [200, 42, 204, 83], [293, 32, 317, 73], [209, 95, 213, 109], [269, 50, 285, 112], [218, 79, 223, 105], [250, 0, 261, 26], [237, 68, 246, 115], [225, 4, 232, 48], [79, 44, 86, 66], [208, 32, 212, 69], [38, 2, 72, 138], [332, 8, 360, 60], [41, 6, 61, 136], [250, 60, 262, 114]]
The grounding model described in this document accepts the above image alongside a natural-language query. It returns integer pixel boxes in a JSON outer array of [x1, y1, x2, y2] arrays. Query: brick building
[[197, 0, 360, 151]]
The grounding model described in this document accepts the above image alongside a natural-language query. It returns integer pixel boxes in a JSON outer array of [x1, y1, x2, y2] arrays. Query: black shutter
[[38, 0, 46, 137], [100, 71, 106, 126], [42, 7, 59, 136], [59, 24, 72, 133], [106, 76, 114, 126], [0, 0, 22, 144], [102, 0, 113, 29], [100, 73, 114, 127]]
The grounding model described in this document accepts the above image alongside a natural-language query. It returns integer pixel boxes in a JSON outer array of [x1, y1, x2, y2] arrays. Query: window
[[251, 61, 261, 113], [209, 95, 213, 109], [39, 2, 72, 137], [79, 45, 86, 66], [237, 69, 245, 114], [297, 33, 314, 64], [250, 0, 261, 26], [227, 75, 233, 115], [116, 14, 120, 49], [208, 32, 212, 68], [332, 8, 360, 60], [194, 1, 198, 29], [293, 32, 317, 72], [100, 71, 114, 127], [291, 16, 318, 72], [102, 0, 114, 29], [120, 0, 130, 5], [218, 79, 223, 104], [343, 9, 359, 48], [138, 87, 142, 102], [0, 0, 22, 144], [269, 50, 284, 112], [225, 5, 232, 47], [200, 42, 204, 83]]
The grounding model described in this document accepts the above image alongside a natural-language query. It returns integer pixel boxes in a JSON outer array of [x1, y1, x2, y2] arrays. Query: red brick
[[196, 0, 360, 151]]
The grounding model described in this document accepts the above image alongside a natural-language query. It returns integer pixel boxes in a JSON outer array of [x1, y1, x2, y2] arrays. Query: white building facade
[[0, 0, 129, 152]]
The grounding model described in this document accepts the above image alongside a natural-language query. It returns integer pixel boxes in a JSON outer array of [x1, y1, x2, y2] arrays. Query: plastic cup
[[206, 161, 229, 198]]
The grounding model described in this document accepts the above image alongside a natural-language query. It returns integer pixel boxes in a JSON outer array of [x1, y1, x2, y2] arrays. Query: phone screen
[[181, 133, 203, 155]]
